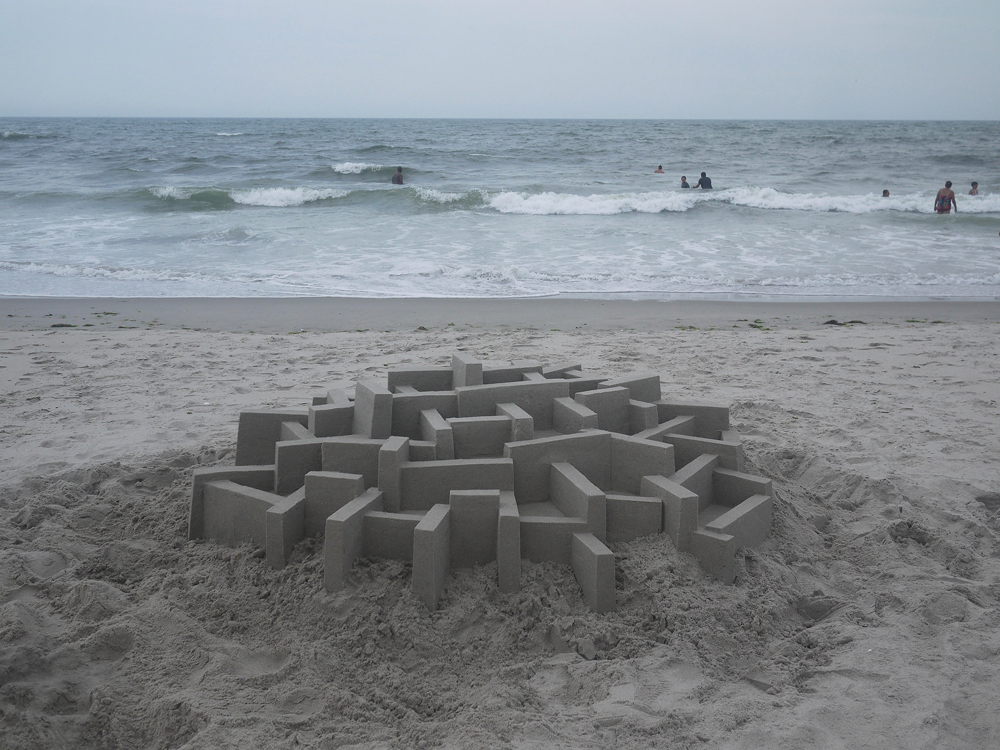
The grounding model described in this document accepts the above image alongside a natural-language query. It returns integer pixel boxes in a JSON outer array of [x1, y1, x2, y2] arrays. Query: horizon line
[[3, 115, 1000, 123]]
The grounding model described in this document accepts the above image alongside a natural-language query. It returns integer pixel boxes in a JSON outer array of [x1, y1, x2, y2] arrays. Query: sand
[[2, 297, 999, 749]]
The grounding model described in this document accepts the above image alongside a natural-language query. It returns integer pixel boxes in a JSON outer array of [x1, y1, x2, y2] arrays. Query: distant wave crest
[[333, 162, 382, 174]]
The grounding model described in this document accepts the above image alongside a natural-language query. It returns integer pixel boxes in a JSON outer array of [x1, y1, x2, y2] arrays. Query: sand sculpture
[[188, 354, 772, 612]]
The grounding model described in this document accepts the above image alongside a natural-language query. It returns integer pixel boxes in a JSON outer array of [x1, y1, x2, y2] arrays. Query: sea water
[[1, 118, 997, 299]]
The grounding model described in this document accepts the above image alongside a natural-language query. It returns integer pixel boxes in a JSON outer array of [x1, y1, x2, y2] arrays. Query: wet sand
[[2, 295, 998, 332]]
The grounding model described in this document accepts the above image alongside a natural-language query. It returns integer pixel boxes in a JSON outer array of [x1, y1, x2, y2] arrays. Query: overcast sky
[[3, 0, 999, 119]]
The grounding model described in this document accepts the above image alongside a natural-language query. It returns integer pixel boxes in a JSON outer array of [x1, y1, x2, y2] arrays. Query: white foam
[[717, 187, 1000, 214], [699, 187, 1000, 214], [485, 187, 1000, 215], [488, 190, 695, 215], [955, 193, 1000, 214], [215, 132, 244, 136], [5, 256, 997, 300], [333, 162, 382, 174], [0, 260, 202, 283]]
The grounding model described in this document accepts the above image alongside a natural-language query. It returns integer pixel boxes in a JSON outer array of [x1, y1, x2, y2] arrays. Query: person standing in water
[[934, 181, 957, 213], [654, 165, 664, 173], [969, 181, 979, 195], [681, 176, 690, 188], [693, 172, 712, 189], [391, 167, 404, 185]]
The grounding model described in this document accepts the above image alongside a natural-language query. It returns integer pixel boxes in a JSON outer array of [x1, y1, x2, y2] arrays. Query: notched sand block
[[191, 354, 773, 611]]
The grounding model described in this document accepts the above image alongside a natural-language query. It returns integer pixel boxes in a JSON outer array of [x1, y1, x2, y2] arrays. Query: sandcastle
[[188, 354, 772, 612]]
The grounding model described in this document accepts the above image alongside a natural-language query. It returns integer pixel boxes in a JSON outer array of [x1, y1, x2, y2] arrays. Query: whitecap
[[413, 187, 469, 203], [149, 186, 187, 200], [230, 187, 348, 207], [333, 162, 382, 174]]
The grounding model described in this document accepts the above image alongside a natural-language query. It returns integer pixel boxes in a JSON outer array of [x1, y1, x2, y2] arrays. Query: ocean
[[1, 118, 997, 299]]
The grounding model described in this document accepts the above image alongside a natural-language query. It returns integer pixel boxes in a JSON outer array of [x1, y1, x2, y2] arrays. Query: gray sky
[[3, 0, 999, 119]]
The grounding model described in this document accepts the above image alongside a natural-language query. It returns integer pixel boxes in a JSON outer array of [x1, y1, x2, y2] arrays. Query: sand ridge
[[1, 320, 999, 748]]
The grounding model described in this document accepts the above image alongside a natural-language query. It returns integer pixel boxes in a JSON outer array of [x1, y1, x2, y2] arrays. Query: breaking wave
[[332, 162, 383, 174], [230, 187, 349, 207], [149, 186, 349, 208], [413, 187, 479, 204], [146, 185, 485, 209]]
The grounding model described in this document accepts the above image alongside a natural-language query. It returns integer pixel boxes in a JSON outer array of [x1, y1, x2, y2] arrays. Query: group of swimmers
[[654, 166, 713, 189], [877, 183, 981, 213], [394, 165, 979, 216], [654, 167, 978, 214]]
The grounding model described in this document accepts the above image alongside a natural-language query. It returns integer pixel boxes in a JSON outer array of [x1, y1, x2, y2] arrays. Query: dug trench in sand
[[1, 299, 1000, 749]]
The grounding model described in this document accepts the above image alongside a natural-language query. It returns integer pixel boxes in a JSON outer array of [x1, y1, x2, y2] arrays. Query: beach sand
[[2, 297, 999, 749]]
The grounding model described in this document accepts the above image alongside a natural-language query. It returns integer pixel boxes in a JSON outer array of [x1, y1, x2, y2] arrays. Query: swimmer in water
[[934, 181, 957, 213], [654, 165, 664, 173], [681, 176, 690, 188]]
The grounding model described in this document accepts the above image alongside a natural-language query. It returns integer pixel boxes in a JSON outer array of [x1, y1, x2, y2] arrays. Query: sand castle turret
[[189, 354, 772, 612]]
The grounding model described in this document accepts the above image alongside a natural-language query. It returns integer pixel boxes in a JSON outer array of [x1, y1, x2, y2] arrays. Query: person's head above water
[[945, 180, 952, 188], [397, 167, 402, 173], [972, 181, 978, 188], [882, 189, 890, 197], [701, 172, 707, 177]]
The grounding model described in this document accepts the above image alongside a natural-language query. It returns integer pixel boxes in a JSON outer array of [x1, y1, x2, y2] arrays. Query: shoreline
[[2, 295, 999, 332]]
